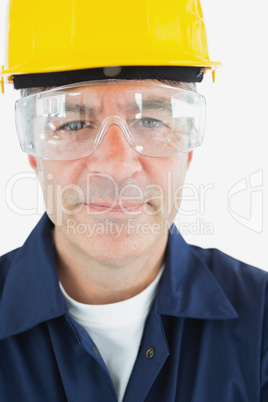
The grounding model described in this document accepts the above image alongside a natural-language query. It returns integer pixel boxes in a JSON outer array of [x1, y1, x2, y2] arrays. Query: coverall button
[[146, 347, 155, 359]]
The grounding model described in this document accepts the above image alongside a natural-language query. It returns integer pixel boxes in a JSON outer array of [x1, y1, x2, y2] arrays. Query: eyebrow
[[53, 97, 173, 117], [125, 97, 172, 114], [64, 103, 97, 116]]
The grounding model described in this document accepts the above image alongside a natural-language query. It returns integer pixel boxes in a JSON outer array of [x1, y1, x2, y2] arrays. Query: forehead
[[22, 80, 196, 108], [27, 79, 185, 96], [76, 81, 179, 108], [37, 80, 190, 106], [32, 80, 189, 115]]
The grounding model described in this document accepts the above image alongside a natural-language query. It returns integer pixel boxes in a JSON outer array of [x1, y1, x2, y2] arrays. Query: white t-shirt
[[59, 266, 163, 402]]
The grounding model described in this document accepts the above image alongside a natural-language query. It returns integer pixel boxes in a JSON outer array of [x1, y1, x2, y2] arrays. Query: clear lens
[[15, 80, 206, 160]]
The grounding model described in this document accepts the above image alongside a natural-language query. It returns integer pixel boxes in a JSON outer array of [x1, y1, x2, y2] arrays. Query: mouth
[[83, 202, 147, 212]]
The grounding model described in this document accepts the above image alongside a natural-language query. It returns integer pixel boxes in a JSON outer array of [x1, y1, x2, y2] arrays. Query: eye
[[58, 120, 91, 132], [139, 118, 166, 128]]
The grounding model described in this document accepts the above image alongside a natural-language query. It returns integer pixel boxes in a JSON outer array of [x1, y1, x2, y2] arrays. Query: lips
[[84, 202, 145, 211]]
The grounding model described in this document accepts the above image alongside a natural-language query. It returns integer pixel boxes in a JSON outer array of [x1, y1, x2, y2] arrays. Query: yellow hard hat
[[0, 0, 220, 92]]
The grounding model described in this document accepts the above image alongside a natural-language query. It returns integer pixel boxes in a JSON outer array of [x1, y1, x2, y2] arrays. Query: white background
[[0, 0, 267, 270]]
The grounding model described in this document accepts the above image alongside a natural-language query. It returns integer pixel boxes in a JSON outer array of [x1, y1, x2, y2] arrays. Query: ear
[[28, 155, 38, 173], [187, 151, 193, 170]]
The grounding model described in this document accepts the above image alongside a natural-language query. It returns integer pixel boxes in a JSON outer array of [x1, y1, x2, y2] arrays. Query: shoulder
[[189, 244, 268, 284], [189, 243, 268, 319]]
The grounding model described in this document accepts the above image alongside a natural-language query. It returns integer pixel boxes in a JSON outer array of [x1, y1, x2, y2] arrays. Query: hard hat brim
[[11, 66, 208, 90]]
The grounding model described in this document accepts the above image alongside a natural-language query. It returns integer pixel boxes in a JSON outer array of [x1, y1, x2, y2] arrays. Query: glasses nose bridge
[[94, 115, 134, 149]]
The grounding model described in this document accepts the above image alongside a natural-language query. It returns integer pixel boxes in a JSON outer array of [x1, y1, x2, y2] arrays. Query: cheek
[[36, 159, 86, 185], [150, 156, 188, 216], [149, 155, 188, 190], [36, 160, 86, 222]]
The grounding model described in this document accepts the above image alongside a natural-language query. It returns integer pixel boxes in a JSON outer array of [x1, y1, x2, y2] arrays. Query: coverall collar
[[0, 214, 237, 340]]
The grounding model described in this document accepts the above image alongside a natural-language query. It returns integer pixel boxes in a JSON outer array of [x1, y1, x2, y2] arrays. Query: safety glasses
[[15, 80, 206, 160]]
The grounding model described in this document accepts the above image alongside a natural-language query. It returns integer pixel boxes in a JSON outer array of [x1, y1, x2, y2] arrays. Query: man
[[0, 0, 267, 401]]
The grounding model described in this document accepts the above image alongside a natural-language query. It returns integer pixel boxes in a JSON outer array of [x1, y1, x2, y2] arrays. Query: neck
[[55, 229, 167, 305]]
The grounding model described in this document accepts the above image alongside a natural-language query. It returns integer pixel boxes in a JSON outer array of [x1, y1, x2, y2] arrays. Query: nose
[[86, 121, 143, 182]]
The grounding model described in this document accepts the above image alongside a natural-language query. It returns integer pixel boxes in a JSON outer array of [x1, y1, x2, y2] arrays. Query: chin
[[79, 230, 157, 265]]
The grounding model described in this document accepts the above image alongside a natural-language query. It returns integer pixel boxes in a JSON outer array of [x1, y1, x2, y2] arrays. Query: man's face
[[29, 81, 192, 265]]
